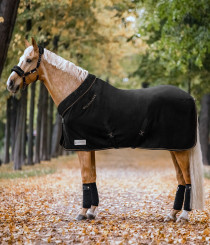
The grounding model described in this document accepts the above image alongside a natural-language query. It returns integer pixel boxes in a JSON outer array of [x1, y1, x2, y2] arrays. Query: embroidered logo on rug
[[83, 94, 97, 109], [74, 139, 86, 145]]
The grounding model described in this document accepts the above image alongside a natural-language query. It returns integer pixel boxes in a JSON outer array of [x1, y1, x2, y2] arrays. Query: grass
[[1, 152, 209, 180], [0, 153, 77, 180], [204, 165, 210, 179], [204, 171, 210, 179], [0, 168, 56, 179]]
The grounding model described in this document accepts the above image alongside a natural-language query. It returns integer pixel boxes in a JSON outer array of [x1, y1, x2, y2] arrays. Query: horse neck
[[40, 49, 88, 106]]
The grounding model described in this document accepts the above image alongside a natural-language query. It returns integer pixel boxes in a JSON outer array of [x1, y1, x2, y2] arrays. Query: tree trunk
[[14, 102, 22, 170], [3, 97, 11, 163], [11, 96, 18, 161], [14, 89, 27, 170], [199, 94, 210, 165], [48, 97, 54, 159], [40, 86, 49, 160], [28, 82, 36, 165], [0, 0, 20, 77], [58, 145, 63, 156], [20, 89, 27, 165], [35, 82, 44, 163], [25, 2, 31, 37], [51, 112, 62, 158]]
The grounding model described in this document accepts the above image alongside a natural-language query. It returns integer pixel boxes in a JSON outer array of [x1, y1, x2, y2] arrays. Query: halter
[[11, 46, 44, 90]]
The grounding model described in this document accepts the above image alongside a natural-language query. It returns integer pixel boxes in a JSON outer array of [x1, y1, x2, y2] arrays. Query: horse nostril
[[15, 85, 20, 92], [9, 79, 14, 88]]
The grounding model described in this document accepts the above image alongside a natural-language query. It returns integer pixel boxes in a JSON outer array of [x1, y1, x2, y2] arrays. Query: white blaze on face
[[6, 46, 34, 88], [6, 71, 16, 87]]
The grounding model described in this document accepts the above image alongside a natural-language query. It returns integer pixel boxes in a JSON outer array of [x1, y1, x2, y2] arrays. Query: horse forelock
[[17, 46, 34, 66], [24, 46, 33, 57]]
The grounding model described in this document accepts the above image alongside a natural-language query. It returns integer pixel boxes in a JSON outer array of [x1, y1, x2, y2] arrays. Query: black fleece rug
[[58, 74, 197, 151]]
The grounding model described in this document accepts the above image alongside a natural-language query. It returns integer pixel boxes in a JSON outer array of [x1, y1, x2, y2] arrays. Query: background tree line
[[132, 0, 210, 164], [0, 0, 209, 169], [0, 0, 140, 169]]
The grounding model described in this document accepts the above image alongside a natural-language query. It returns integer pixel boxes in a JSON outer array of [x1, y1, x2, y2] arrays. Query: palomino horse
[[7, 38, 204, 222]]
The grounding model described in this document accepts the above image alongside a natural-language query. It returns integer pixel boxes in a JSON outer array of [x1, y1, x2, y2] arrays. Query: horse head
[[7, 37, 44, 93]]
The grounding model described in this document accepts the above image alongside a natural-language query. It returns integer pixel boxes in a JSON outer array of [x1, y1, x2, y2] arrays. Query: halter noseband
[[11, 46, 44, 90]]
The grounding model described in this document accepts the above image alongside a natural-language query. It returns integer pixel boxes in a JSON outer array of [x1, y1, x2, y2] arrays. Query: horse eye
[[26, 58, 32, 63]]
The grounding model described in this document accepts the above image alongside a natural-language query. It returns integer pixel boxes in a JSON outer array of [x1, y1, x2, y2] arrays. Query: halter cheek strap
[[11, 46, 44, 90]]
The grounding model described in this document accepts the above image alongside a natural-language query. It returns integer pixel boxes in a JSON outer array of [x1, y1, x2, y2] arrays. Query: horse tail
[[189, 122, 204, 210]]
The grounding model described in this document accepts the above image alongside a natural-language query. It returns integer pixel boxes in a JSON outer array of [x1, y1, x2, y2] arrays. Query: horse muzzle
[[7, 79, 20, 93]]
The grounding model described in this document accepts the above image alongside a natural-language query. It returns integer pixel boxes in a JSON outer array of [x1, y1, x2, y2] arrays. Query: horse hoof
[[176, 216, 189, 223], [75, 214, 87, 221], [164, 214, 176, 222], [87, 213, 96, 220], [87, 210, 96, 220]]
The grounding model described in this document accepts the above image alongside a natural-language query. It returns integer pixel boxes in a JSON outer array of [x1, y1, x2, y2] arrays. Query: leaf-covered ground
[[0, 149, 209, 244]]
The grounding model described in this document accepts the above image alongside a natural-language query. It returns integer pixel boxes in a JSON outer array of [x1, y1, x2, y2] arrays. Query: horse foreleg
[[165, 152, 186, 221], [76, 151, 99, 220], [172, 150, 191, 222]]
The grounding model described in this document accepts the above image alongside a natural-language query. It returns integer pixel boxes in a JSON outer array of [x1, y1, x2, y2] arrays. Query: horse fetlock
[[75, 214, 87, 221]]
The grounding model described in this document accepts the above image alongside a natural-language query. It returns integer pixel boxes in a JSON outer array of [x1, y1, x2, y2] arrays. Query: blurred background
[[0, 0, 209, 171]]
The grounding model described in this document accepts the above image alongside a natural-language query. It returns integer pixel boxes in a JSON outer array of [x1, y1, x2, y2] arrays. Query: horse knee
[[82, 173, 96, 183]]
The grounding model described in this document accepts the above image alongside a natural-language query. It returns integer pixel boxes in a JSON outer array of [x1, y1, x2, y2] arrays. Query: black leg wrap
[[184, 184, 191, 211], [173, 185, 186, 210], [83, 184, 92, 209], [90, 183, 99, 206]]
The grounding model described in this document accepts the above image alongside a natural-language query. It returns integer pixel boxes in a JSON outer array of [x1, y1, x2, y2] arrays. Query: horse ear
[[31, 37, 38, 52], [25, 39, 30, 48]]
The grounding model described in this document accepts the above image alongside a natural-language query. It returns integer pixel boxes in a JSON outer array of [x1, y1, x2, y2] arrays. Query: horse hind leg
[[165, 152, 186, 222], [173, 150, 192, 222], [76, 151, 99, 221], [168, 130, 205, 223]]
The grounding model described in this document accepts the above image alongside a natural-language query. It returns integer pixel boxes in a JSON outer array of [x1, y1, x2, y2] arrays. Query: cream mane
[[43, 49, 88, 82]]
